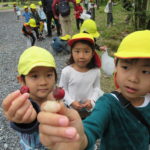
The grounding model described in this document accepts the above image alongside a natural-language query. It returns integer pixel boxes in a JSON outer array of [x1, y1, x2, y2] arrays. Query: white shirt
[[59, 65, 104, 108]]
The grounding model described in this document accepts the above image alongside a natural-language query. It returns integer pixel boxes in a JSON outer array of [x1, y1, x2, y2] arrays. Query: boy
[[30, 3, 44, 38], [22, 18, 40, 46], [22, 6, 31, 23], [51, 34, 71, 54], [2, 46, 57, 150], [37, 30, 150, 150]]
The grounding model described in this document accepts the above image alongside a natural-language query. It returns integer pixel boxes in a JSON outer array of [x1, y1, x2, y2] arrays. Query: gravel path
[[0, 10, 69, 150]]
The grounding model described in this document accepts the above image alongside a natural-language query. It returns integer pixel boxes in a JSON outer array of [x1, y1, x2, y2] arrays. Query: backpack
[[58, 0, 70, 17]]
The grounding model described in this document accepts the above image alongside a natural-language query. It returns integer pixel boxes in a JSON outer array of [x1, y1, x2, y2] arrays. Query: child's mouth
[[125, 86, 137, 93]]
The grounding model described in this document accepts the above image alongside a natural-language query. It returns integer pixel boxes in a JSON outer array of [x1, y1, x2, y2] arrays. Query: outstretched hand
[[2, 90, 37, 124], [38, 101, 87, 150]]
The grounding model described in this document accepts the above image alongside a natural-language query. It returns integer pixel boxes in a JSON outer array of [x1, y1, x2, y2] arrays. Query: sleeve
[[22, 25, 28, 35], [83, 94, 111, 149], [10, 100, 40, 134], [59, 68, 75, 106], [89, 70, 104, 107]]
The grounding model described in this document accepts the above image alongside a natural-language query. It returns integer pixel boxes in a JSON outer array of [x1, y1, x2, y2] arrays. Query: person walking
[[42, 0, 61, 37], [52, 0, 76, 36]]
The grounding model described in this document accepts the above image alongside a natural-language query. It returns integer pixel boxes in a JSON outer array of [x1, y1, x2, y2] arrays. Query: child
[[74, 0, 84, 30], [37, 1, 47, 34], [80, 19, 107, 51], [87, 0, 96, 20], [22, 18, 40, 46], [22, 6, 31, 23], [2, 46, 57, 150], [13, 2, 21, 21], [37, 30, 150, 150], [51, 34, 71, 54], [59, 33, 104, 119], [30, 3, 44, 38]]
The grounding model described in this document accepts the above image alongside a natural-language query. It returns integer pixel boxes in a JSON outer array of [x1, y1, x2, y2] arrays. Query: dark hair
[[67, 40, 98, 69], [21, 68, 57, 83], [115, 58, 139, 66]]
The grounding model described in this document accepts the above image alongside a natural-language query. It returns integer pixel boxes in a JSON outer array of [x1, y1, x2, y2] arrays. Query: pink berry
[[53, 87, 65, 100], [20, 86, 30, 94]]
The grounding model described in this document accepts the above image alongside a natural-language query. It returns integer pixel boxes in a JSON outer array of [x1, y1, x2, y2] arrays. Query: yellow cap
[[38, 1, 42, 5], [80, 19, 100, 38], [24, 6, 28, 9], [60, 34, 71, 40], [68, 33, 94, 46], [18, 46, 56, 75], [28, 18, 36, 27], [76, 0, 81, 4], [13, 2, 16, 5], [114, 30, 150, 59], [30, 3, 36, 9]]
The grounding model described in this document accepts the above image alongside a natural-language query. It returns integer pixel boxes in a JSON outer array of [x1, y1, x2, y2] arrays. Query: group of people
[[2, 29, 150, 150], [3, 1, 150, 150], [13, 0, 103, 47]]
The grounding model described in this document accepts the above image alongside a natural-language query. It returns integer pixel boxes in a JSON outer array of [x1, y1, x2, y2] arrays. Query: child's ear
[[17, 76, 26, 86]]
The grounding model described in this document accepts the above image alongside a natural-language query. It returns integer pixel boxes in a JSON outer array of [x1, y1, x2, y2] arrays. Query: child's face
[[20, 66, 56, 104], [116, 59, 150, 101], [72, 42, 94, 69], [25, 8, 28, 12]]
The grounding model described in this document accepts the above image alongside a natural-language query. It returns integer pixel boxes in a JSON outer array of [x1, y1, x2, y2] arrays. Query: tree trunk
[[134, 0, 148, 30]]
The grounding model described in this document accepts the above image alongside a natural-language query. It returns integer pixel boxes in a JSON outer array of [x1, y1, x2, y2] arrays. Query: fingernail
[[58, 117, 68, 126], [65, 127, 76, 138]]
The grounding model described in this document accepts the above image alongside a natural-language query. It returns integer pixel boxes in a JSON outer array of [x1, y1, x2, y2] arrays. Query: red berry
[[53, 87, 65, 100], [20, 86, 30, 94]]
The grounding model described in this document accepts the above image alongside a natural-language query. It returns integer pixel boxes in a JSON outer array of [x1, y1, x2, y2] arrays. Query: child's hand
[[38, 101, 87, 150], [100, 45, 107, 51], [82, 100, 92, 110], [71, 101, 83, 110], [2, 90, 37, 124]]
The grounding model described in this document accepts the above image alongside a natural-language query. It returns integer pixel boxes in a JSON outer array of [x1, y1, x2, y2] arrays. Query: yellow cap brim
[[30, 24, 36, 27], [68, 37, 94, 46], [91, 31, 100, 38], [20, 62, 56, 75], [114, 51, 150, 59]]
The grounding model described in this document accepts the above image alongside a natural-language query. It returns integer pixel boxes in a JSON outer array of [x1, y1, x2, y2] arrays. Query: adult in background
[[52, 0, 76, 36], [42, 0, 61, 37]]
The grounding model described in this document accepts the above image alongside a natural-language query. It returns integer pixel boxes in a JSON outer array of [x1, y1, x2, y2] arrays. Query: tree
[[134, 0, 148, 30]]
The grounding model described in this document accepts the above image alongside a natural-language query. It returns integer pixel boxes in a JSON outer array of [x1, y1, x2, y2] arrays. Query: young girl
[[13, 2, 21, 21], [74, 0, 84, 30], [2, 46, 57, 150], [59, 33, 104, 119], [38, 30, 150, 150]]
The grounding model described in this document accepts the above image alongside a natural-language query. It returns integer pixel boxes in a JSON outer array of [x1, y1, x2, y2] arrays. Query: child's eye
[[74, 50, 80, 53], [85, 50, 90, 53], [47, 73, 53, 77], [142, 70, 150, 74], [30, 74, 38, 78], [121, 66, 128, 70]]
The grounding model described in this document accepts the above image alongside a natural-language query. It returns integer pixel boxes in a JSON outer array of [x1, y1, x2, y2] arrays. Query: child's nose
[[128, 70, 139, 83], [39, 77, 47, 85], [79, 52, 85, 58]]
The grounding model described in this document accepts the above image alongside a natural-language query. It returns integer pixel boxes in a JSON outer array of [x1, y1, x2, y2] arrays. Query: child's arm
[[2, 90, 37, 124]]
